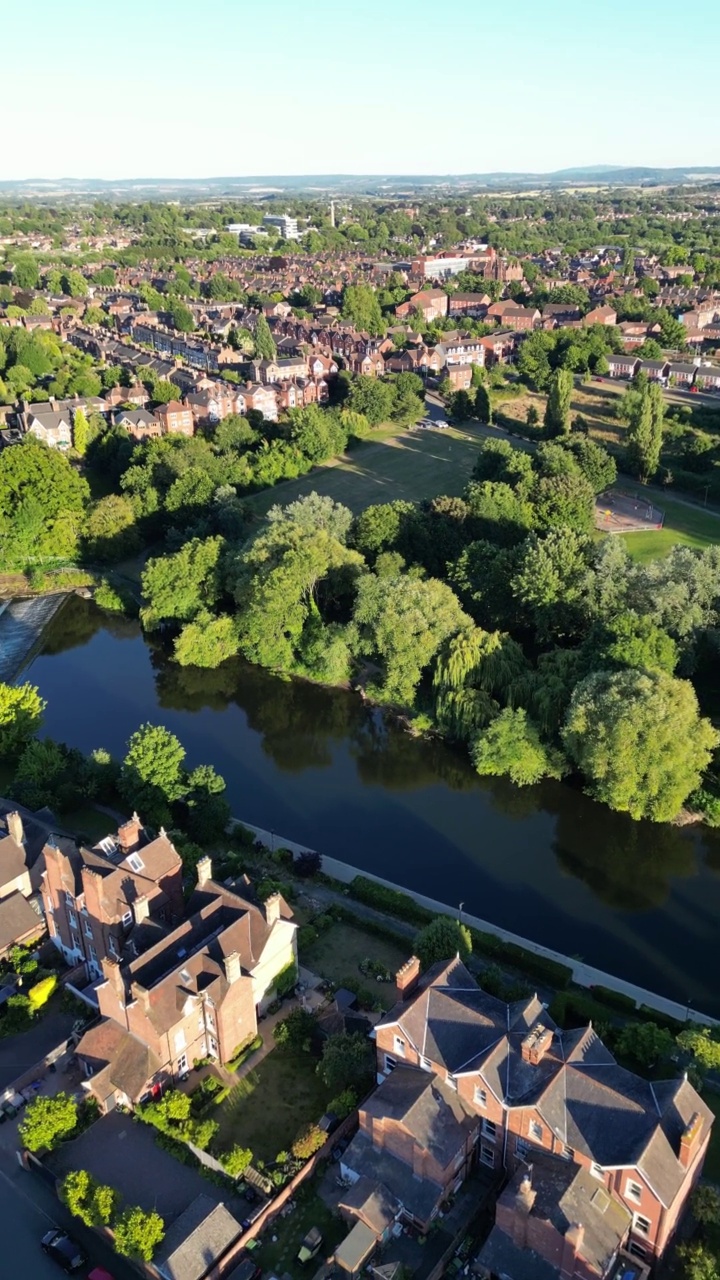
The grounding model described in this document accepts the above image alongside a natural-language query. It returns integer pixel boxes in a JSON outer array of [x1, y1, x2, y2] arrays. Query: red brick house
[[584, 305, 617, 327], [340, 957, 712, 1269], [448, 292, 491, 317], [156, 399, 195, 436], [694, 366, 720, 392], [395, 290, 449, 323], [444, 364, 473, 390], [480, 331, 516, 365], [75, 856, 297, 1108], [607, 354, 641, 379]]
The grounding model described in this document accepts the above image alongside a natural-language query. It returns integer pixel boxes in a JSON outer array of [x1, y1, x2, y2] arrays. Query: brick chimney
[[101, 957, 126, 1006], [117, 812, 142, 852], [224, 951, 241, 984], [521, 1024, 553, 1065], [560, 1224, 585, 1280], [508, 1168, 537, 1248], [396, 956, 421, 1001], [679, 1111, 704, 1169], [196, 856, 212, 887], [133, 895, 150, 925], [6, 812, 24, 845], [264, 892, 282, 926], [130, 980, 150, 1011]]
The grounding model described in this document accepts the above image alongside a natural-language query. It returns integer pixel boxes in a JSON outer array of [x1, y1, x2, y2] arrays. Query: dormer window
[[393, 1036, 406, 1058], [127, 853, 144, 873]]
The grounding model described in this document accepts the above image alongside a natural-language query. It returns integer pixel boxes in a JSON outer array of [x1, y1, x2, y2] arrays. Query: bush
[[273, 1007, 315, 1051], [348, 876, 433, 926], [113, 1205, 165, 1262], [327, 1088, 357, 1120], [590, 985, 637, 1014], [219, 1144, 253, 1177], [298, 925, 319, 954], [275, 960, 298, 998], [227, 1034, 262, 1072], [291, 1123, 325, 1160], [94, 579, 137, 615], [19, 1092, 78, 1152], [28, 974, 58, 1012], [295, 850, 322, 877]]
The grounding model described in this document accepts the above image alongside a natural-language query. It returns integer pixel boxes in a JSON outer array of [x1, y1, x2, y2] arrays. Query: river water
[[25, 595, 720, 1015]]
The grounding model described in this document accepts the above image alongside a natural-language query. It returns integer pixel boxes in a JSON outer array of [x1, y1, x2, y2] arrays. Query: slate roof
[[338, 1176, 400, 1234], [362, 1065, 477, 1167], [476, 1225, 563, 1280], [154, 1194, 242, 1280], [340, 1132, 442, 1223], [0, 890, 43, 952]]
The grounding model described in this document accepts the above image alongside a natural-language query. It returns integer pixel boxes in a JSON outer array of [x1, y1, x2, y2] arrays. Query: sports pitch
[[247, 425, 482, 517]]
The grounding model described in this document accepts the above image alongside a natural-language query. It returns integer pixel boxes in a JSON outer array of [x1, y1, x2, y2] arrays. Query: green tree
[[166, 298, 194, 332], [141, 537, 225, 630], [113, 1205, 165, 1262], [676, 1026, 720, 1074], [341, 284, 384, 336], [71, 408, 88, 457], [416, 916, 471, 971], [174, 612, 239, 669], [254, 313, 277, 360], [625, 382, 663, 481], [221, 1145, 253, 1177], [317, 1032, 374, 1094], [563, 669, 718, 821], [273, 1007, 316, 1050], [615, 1020, 675, 1070], [353, 572, 469, 707], [512, 529, 592, 641], [119, 723, 186, 823], [0, 681, 45, 759], [0, 438, 89, 563], [449, 390, 474, 422], [84, 494, 140, 562], [475, 383, 492, 424], [351, 500, 416, 559], [692, 1185, 720, 1227], [19, 1092, 78, 1152], [13, 254, 40, 289], [60, 1170, 118, 1227], [471, 707, 565, 786], [347, 376, 395, 426], [677, 1242, 720, 1280], [543, 368, 573, 437], [565, 436, 617, 493], [531, 473, 595, 534], [598, 612, 677, 675]]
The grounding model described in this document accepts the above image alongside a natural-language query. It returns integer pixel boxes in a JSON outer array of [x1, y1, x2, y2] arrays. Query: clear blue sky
[[5, 0, 720, 180]]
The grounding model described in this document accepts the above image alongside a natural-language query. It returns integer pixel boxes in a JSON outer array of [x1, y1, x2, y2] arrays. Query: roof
[[476, 1225, 560, 1280], [339, 1177, 400, 1234], [334, 1221, 378, 1272], [76, 1020, 160, 1102], [154, 1194, 242, 1280], [341, 1132, 442, 1223], [361, 1065, 477, 1166], [0, 891, 43, 952]]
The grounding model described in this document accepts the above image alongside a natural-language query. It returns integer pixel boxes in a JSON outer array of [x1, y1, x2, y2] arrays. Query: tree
[[288, 404, 346, 463], [221, 1145, 253, 1177], [341, 284, 384, 336], [84, 494, 140, 562], [692, 1185, 720, 1227], [472, 439, 533, 488], [113, 1205, 165, 1262], [598, 612, 678, 675], [351, 501, 415, 559], [119, 723, 186, 823], [274, 1007, 316, 1050], [565, 436, 617, 493], [71, 408, 89, 458], [253, 313, 276, 360], [471, 708, 566, 786], [60, 1170, 118, 1227], [677, 1026, 720, 1074], [0, 681, 45, 759], [0, 438, 89, 563], [268, 492, 354, 544], [562, 669, 718, 821], [615, 1020, 675, 1070], [174, 612, 239, 669], [13, 254, 40, 289], [677, 1242, 720, 1280], [353, 572, 469, 707], [543, 368, 573, 437], [416, 916, 471, 970], [166, 298, 194, 333], [182, 761, 230, 842], [19, 1092, 78, 1152], [141, 537, 225, 630], [347, 375, 395, 426], [317, 1032, 374, 1094], [512, 530, 592, 641], [449, 390, 474, 422], [531, 473, 595, 534], [625, 382, 663, 482], [475, 383, 492, 424]]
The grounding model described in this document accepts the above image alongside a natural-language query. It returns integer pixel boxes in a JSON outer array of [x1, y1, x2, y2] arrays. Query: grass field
[[214, 1045, 331, 1162], [247, 424, 482, 517], [302, 921, 409, 1010], [617, 490, 720, 563]]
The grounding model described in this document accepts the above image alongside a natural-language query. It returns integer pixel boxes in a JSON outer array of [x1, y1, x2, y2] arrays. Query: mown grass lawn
[[619, 492, 720, 563], [214, 1045, 332, 1164], [247, 425, 481, 517], [303, 921, 409, 1010]]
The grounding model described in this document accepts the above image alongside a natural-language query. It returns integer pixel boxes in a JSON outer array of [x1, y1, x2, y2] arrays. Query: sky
[[4, 0, 720, 181]]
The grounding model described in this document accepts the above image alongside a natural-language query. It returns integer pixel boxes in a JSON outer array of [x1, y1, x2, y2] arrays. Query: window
[[628, 1242, 648, 1261], [393, 1036, 406, 1058], [516, 1137, 529, 1158], [209, 1037, 218, 1058], [68, 910, 77, 928], [626, 1180, 643, 1205], [419, 1056, 431, 1072], [71, 932, 81, 954], [446, 1073, 457, 1091], [482, 1118, 497, 1140], [84, 920, 93, 938], [384, 1054, 397, 1074], [591, 1163, 605, 1181], [65, 891, 74, 907], [560, 1144, 574, 1161], [633, 1214, 651, 1238], [480, 1144, 495, 1168], [174, 1029, 186, 1053], [530, 1120, 543, 1142], [121, 911, 132, 928], [176, 1054, 187, 1075], [88, 945, 97, 962], [108, 936, 119, 958], [474, 1086, 487, 1108]]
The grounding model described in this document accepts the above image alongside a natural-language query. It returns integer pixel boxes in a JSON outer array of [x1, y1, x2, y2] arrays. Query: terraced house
[[338, 957, 712, 1278]]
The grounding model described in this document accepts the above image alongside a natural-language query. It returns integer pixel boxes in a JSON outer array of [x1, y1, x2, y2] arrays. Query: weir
[[0, 595, 68, 684]]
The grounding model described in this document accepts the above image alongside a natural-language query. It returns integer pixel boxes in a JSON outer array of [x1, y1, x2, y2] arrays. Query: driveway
[[0, 1010, 77, 1093]]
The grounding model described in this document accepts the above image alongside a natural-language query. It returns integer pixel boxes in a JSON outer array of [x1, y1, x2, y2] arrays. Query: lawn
[[302, 921, 409, 1010], [618, 491, 720, 563], [253, 1177, 346, 1280], [59, 804, 116, 844], [247, 425, 482, 517], [214, 1045, 332, 1163], [701, 1091, 720, 1183]]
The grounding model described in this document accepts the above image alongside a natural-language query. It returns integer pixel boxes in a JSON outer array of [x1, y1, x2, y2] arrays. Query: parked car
[[298, 1227, 323, 1263], [40, 1229, 86, 1274]]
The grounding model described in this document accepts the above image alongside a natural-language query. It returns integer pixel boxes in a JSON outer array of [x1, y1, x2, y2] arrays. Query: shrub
[[275, 960, 298, 998], [348, 876, 432, 926], [295, 850, 322, 877], [60, 1170, 118, 1227], [28, 974, 58, 1012], [327, 1088, 357, 1120], [113, 1205, 165, 1262], [590, 985, 637, 1014], [298, 925, 319, 954], [291, 1123, 325, 1160], [19, 1092, 78, 1152], [227, 1034, 263, 1072], [220, 1144, 253, 1177], [273, 1007, 315, 1051], [0, 993, 32, 1036]]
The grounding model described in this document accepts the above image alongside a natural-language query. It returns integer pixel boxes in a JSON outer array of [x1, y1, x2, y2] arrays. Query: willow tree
[[433, 625, 528, 742]]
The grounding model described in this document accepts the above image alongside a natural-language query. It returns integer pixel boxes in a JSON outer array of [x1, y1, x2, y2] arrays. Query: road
[[0, 1141, 137, 1280]]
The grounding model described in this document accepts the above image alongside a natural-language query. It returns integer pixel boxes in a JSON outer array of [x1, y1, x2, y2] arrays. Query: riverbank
[[238, 819, 718, 1028]]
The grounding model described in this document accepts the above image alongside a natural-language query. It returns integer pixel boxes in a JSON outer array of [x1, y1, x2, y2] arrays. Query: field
[[247, 424, 482, 516]]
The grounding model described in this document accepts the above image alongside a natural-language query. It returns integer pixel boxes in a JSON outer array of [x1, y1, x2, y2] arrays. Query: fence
[[235, 819, 719, 1028]]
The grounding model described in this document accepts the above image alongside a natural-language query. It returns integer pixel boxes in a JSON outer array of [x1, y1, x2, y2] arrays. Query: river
[[24, 594, 720, 1015]]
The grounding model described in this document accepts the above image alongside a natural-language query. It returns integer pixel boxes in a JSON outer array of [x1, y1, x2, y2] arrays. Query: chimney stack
[[101, 957, 127, 1007], [6, 812, 24, 845], [560, 1224, 585, 1280], [224, 951, 241, 984], [130, 981, 150, 1011], [117, 812, 142, 852], [133, 895, 150, 925], [679, 1112, 703, 1169], [395, 956, 421, 1001], [521, 1024, 553, 1066], [264, 892, 282, 926], [196, 856, 212, 888]]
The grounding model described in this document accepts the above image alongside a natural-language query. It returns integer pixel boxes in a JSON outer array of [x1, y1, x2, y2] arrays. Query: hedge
[[590, 985, 637, 1014], [227, 1033, 262, 1072], [549, 990, 617, 1029], [468, 928, 572, 990], [348, 877, 433, 926]]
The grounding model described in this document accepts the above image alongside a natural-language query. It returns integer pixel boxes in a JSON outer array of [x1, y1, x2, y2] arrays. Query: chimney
[[6, 811, 24, 845], [509, 1168, 537, 1248], [521, 1023, 553, 1066], [224, 951, 241, 984], [196, 856, 212, 887], [130, 980, 150, 1011], [560, 1224, 585, 1280], [264, 892, 282, 926], [679, 1111, 703, 1169], [101, 957, 127, 1007], [396, 956, 421, 1001], [117, 811, 142, 852], [133, 895, 150, 925]]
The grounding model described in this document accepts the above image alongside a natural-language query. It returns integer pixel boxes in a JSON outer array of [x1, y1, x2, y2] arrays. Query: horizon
[[4, 0, 720, 182]]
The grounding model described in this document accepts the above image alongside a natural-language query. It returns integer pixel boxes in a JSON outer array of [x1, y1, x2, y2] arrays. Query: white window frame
[[474, 1086, 487, 1108], [626, 1179, 643, 1205], [633, 1213, 651, 1237], [480, 1143, 495, 1168], [628, 1242, 648, 1261], [108, 935, 119, 958], [591, 1162, 605, 1181], [84, 920, 93, 938], [419, 1055, 431, 1072], [68, 909, 77, 928], [393, 1036, 406, 1058], [122, 910, 132, 928], [530, 1120, 543, 1142], [176, 1053, 188, 1075], [482, 1118, 497, 1140], [384, 1053, 397, 1074]]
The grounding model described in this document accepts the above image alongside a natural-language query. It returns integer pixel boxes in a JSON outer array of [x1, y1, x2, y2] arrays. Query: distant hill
[[1, 166, 720, 200]]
